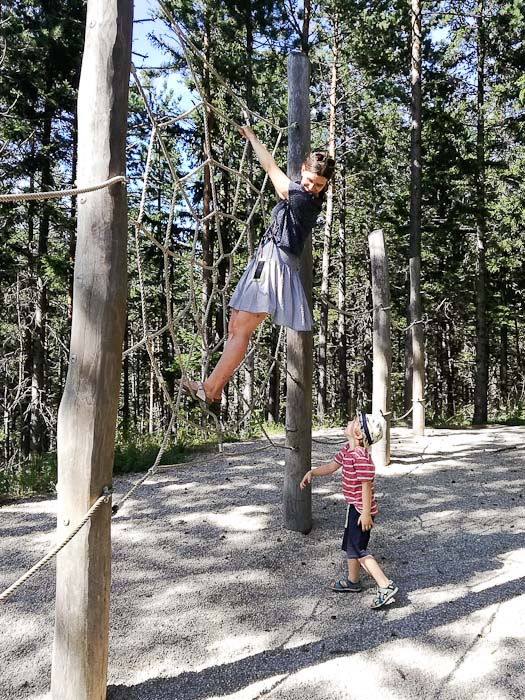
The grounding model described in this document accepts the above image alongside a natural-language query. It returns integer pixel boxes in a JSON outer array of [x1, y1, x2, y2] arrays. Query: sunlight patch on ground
[[0, 500, 56, 515], [207, 506, 270, 532], [468, 548, 525, 592], [383, 638, 457, 677], [207, 673, 289, 700], [0, 529, 55, 552], [436, 608, 522, 693], [112, 524, 149, 543], [160, 481, 199, 492], [462, 506, 525, 524], [410, 586, 465, 608], [279, 654, 398, 700], [311, 486, 337, 496], [160, 567, 272, 597], [230, 464, 274, 472], [207, 633, 273, 662], [447, 641, 498, 687], [1, 611, 45, 639], [423, 509, 458, 520]]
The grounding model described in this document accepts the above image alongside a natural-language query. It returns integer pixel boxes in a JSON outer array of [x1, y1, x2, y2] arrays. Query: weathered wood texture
[[51, 2, 133, 699], [283, 51, 312, 534], [369, 229, 392, 468]]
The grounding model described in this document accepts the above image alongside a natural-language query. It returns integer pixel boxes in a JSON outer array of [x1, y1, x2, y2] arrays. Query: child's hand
[[300, 471, 312, 490], [358, 512, 373, 531]]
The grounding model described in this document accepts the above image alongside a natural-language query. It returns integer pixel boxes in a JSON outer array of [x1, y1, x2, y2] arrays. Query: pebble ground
[[1, 425, 524, 700]]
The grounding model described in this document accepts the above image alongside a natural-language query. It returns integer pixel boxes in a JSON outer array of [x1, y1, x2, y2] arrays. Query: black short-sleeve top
[[267, 181, 323, 257]]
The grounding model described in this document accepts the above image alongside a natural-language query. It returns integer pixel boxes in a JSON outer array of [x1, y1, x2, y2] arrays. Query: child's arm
[[300, 459, 340, 490], [358, 481, 374, 531]]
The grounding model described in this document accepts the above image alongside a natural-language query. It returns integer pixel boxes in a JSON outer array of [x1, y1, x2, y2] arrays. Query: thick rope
[[156, 2, 287, 130], [0, 489, 111, 603], [0, 175, 126, 203], [106, 18, 297, 513]]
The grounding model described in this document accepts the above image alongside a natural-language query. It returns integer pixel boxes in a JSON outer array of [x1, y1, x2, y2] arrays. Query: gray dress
[[228, 182, 323, 332]]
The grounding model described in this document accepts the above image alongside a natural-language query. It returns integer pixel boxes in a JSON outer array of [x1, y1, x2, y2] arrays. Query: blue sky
[[132, 0, 193, 107], [132, 0, 165, 70]]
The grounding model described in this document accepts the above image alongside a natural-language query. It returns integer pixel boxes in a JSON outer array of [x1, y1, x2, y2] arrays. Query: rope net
[[2, 11, 300, 598], [117, 12, 297, 509]]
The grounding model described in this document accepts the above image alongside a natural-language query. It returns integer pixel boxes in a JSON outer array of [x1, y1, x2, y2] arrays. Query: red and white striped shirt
[[334, 444, 378, 515]]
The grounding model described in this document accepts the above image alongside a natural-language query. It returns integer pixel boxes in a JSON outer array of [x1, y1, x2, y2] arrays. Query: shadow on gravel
[[106, 575, 524, 700], [2, 428, 524, 700], [104, 431, 524, 700]]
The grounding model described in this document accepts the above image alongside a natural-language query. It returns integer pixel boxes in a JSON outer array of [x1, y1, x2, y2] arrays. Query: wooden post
[[369, 229, 392, 468], [51, 2, 133, 698], [283, 51, 312, 533]]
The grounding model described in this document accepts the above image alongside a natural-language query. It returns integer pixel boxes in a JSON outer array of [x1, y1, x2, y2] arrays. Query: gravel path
[[1, 426, 524, 700]]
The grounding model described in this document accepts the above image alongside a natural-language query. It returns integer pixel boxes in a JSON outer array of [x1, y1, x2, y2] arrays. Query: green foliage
[[0, 454, 58, 498], [427, 406, 474, 429], [113, 437, 188, 475], [2, 0, 525, 489], [492, 407, 525, 426]]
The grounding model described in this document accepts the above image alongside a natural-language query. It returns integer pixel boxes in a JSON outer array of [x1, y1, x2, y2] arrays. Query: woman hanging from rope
[[182, 126, 335, 406]]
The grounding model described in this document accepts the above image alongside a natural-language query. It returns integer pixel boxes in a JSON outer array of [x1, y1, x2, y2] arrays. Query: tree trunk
[[3, 385, 10, 463], [403, 305, 413, 414], [148, 361, 155, 434], [31, 111, 52, 455], [337, 180, 349, 421], [301, 0, 311, 54], [445, 322, 456, 418], [201, 16, 214, 381], [21, 328, 32, 459], [473, 0, 489, 425], [500, 322, 508, 408], [68, 121, 78, 317], [515, 317, 521, 374], [123, 322, 130, 440], [317, 30, 337, 422], [51, 2, 132, 698], [409, 0, 425, 435], [267, 326, 281, 423], [240, 7, 256, 425], [21, 173, 36, 459]]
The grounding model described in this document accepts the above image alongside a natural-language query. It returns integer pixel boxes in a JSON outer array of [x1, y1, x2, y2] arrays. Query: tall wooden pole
[[409, 0, 425, 435], [284, 51, 312, 533], [369, 229, 392, 468], [51, 2, 133, 698]]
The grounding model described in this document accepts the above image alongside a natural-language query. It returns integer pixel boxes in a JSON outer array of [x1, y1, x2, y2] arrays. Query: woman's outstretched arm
[[239, 126, 291, 199]]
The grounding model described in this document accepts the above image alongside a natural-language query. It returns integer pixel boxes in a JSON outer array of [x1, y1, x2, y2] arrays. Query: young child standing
[[300, 412, 398, 609]]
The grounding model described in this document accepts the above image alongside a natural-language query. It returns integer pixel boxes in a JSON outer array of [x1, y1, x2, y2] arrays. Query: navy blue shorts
[[341, 504, 373, 559]]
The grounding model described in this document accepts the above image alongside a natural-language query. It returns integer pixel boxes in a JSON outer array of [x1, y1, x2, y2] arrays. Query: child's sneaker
[[331, 577, 362, 593], [370, 580, 398, 608]]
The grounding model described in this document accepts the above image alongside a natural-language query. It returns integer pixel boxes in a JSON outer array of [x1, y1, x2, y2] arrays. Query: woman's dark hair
[[302, 151, 336, 181]]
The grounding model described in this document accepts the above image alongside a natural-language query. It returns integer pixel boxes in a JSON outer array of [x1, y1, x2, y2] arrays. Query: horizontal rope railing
[[0, 488, 112, 603], [0, 175, 126, 203]]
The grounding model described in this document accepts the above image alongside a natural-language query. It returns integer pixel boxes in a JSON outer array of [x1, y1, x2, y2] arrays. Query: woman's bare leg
[[188, 310, 267, 402]]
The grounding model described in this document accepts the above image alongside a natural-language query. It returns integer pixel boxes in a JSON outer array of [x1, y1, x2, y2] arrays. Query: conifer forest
[[1, 0, 525, 493]]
